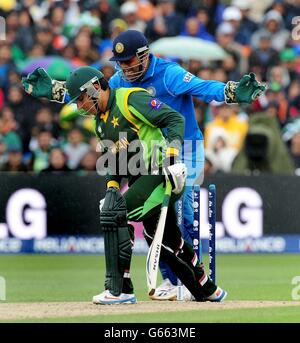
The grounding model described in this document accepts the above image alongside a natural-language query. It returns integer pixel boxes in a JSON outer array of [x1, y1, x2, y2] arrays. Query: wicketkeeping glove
[[224, 72, 267, 104], [22, 67, 67, 103], [163, 162, 187, 194]]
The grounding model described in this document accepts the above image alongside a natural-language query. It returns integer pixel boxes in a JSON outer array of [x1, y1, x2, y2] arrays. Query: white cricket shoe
[[206, 286, 227, 302], [149, 278, 177, 301], [93, 290, 137, 305], [182, 285, 194, 301]]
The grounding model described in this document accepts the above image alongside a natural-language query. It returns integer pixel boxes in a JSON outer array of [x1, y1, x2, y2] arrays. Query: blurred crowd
[[0, 0, 300, 175]]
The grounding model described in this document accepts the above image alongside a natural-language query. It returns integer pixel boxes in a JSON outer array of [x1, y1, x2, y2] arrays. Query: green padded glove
[[224, 72, 267, 104], [22, 67, 67, 103]]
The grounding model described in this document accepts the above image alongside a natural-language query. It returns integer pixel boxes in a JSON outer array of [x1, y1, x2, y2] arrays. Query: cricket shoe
[[149, 278, 177, 301], [93, 290, 137, 305], [206, 286, 227, 302], [182, 286, 194, 301]]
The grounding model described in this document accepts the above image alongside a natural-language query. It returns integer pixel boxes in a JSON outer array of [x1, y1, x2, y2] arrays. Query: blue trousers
[[160, 140, 204, 285]]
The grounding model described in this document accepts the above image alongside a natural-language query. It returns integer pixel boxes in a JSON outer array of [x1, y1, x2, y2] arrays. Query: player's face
[[77, 92, 97, 115], [117, 51, 149, 82], [118, 56, 141, 80]]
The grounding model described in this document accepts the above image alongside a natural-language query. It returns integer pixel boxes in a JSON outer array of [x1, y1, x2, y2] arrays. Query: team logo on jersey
[[149, 98, 163, 110], [111, 116, 119, 128], [115, 42, 124, 54], [183, 72, 193, 83], [147, 86, 156, 96]]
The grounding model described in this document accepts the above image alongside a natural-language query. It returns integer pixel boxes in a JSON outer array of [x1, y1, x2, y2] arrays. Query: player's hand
[[163, 162, 187, 194], [22, 67, 53, 99], [225, 72, 267, 104]]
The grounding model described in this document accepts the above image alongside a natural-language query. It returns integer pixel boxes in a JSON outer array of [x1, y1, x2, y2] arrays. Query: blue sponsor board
[[0, 235, 299, 254]]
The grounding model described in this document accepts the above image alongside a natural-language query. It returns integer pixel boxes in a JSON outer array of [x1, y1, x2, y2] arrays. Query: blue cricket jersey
[[109, 54, 226, 142]]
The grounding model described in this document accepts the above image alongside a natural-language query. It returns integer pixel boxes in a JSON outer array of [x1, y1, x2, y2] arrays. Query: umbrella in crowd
[[19, 56, 77, 80], [150, 36, 227, 62]]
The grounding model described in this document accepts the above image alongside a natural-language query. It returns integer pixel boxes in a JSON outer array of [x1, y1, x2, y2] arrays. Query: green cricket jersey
[[94, 88, 185, 186]]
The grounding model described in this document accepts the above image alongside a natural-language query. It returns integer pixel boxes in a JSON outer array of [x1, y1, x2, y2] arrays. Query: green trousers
[[124, 175, 216, 300], [124, 174, 182, 253]]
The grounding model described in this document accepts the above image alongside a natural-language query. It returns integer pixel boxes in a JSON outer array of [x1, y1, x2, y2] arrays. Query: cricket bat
[[146, 181, 172, 296]]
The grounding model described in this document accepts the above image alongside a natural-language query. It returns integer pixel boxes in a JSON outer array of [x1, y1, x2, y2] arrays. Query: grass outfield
[[0, 254, 299, 323]]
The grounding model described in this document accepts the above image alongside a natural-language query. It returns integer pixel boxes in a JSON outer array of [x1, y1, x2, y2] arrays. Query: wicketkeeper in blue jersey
[[21, 30, 266, 301], [107, 30, 265, 301]]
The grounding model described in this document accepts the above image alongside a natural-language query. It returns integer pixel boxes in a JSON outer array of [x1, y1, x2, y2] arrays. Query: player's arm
[[128, 90, 187, 194], [128, 90, 185, 154], [164, 64, 266, 104]]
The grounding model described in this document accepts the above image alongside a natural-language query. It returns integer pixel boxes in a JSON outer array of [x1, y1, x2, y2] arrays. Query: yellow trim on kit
[[107, 181, 120, 189], [122, 88, 146, 131], [166, 147, 179, 157]]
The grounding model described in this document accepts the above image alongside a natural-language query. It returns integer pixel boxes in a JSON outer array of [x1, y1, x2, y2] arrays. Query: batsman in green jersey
[[23, 66, 227, 304]]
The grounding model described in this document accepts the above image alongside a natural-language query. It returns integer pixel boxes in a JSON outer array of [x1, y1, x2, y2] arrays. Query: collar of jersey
[[100, 88, 116, 119]]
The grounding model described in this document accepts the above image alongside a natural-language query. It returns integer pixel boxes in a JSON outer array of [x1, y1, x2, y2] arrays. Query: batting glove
[[163, 162, 187, 194]]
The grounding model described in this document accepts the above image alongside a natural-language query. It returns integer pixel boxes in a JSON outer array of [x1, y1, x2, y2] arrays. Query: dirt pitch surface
[[1, 301, 300, 320]]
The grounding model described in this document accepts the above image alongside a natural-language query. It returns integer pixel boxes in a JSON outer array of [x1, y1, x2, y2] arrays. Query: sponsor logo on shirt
[[183, 72, 193, 83], [149, 99, 163, 110]]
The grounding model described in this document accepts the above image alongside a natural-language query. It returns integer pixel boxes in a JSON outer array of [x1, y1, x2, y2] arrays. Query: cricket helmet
[[66, 66, 104, 103], [109, 30, 149, 82]]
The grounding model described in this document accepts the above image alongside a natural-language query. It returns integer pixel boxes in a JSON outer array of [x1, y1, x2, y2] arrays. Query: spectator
[[288, 81, 300, 120], [251, 10, 290, 52], [97, 0, 120, 39], [30, 129, 54, 172], [73, 30, 100, 65], [7, 84, 37, 152], [230, 0, 258, 46], [63, 127, 90, 170], [201, 0, 225, 35], [77, 150, 98, 175], [0, 145, 28, 172], [145, 0, 185, 42], [249, 33, 280, 81], [0, 135, 7, 168], [41, 147, 71, 174], [222, 6, 244, 42], [35, 23, 57, 55], [120, 1, 146, 33], [205, 101, 248, 151], [215, 22, 247, 75], [0, 43, 16, 89], [181, 16, 215, 41], [280, 48, 298, 82], [267, 65, 290, 89], [195, 5, 215, 40], [32, 107, 61, 140], [205, 127, 238, 172], [0, 105, 18, 135], [221, 54, 241, 80], [15, 8, 35, 53], [265, 84, 289, 128]]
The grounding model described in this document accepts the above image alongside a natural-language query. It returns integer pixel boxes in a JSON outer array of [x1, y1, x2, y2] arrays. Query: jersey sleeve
[[164, 64, 225, 103], [127, 90, 185, 151], [108, 73, 122, 89]]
